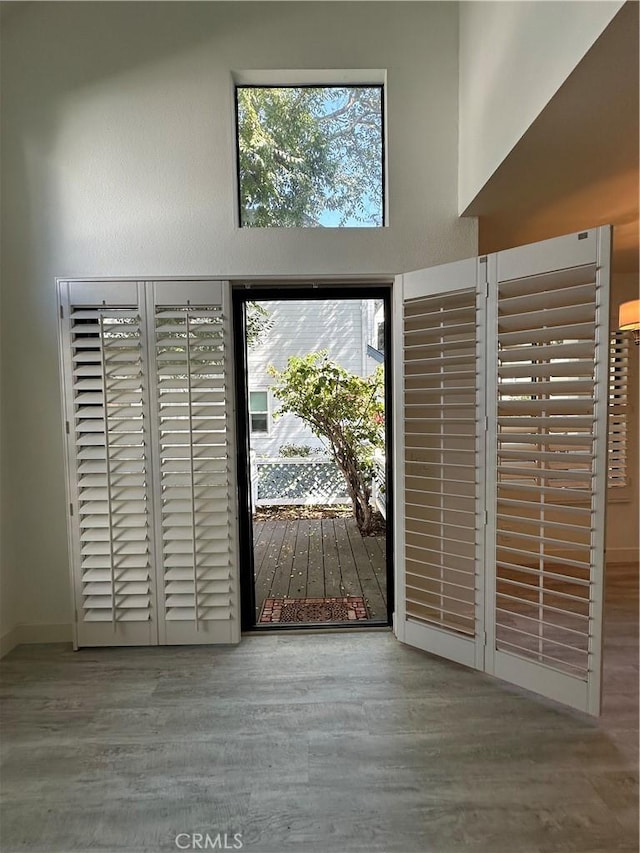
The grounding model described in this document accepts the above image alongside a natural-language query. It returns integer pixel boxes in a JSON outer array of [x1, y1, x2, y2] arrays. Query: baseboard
[[0, 625, 20, 659], [19, 623, 73, 645], [1, 622, 73, 657]]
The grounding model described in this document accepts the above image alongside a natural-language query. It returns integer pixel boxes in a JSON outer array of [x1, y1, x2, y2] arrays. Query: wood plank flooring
[[253, 518, 387, 622], [0, 564, 637, 853]]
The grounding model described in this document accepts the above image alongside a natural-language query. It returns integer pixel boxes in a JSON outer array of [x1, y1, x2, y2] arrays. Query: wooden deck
[[252, 517, 387, 622]]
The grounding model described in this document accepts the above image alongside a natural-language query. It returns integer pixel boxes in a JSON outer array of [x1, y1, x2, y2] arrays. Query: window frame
[[232, 73, 387, 230], [249, 389, 271, 435]]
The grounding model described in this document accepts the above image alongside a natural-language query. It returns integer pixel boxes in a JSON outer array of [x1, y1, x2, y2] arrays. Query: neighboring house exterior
[[247, 298, 384, 458]]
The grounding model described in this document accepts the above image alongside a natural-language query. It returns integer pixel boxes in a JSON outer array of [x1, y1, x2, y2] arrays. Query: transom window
[[235, 85, 384, 228]]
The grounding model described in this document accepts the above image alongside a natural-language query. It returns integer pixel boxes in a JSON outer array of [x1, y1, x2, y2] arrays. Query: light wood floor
[[0, 564, 637, 853], [253, 517, 387, 621]]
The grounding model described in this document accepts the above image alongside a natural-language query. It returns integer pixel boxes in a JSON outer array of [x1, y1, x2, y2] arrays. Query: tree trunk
[[335, 453, 374, 536]]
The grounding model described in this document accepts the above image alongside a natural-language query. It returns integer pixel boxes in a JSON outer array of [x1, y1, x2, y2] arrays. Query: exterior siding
[[247, 299, 379, 457]]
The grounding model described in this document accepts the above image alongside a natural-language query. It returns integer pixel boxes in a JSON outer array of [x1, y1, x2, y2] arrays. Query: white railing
[[250, 454, 349, 506], [372, 453, 386, 519]]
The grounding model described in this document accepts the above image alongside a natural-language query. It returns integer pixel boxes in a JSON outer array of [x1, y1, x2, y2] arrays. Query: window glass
[[250, 391, 268, 412], [249, 391, 269, 434], [236, 85, 384, 228]]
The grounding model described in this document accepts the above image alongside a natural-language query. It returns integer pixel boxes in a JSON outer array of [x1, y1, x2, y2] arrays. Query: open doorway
[[233, 286, 393, 630]]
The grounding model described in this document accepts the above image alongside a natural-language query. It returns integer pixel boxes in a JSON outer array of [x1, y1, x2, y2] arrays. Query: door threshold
[[242, 623, 391, 637]]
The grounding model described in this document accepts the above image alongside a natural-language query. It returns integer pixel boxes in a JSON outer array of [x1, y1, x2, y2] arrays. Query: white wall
[[458, 0, 624, 213], [0, 262, 14, 655], [0, 2, 476, 643]]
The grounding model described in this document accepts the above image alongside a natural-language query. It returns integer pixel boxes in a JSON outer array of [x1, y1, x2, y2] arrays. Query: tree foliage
[[246, 302, 273, 349], [268, 352, 384, 535], [237, 86, 383, 227]]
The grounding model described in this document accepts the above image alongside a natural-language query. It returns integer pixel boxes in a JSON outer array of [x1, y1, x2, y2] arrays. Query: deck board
[[306, 521, 325, 598], [254, 520, 286, 606], [253, 517, 387, 622], [344, 517, 387, 620], [268, 521, 297, 601], [332, 518, 360, 596], [252, 521, 269, 577], [362, 534, 387, 604], [321, 519, 343, 598], [289, 519, 310, 598]]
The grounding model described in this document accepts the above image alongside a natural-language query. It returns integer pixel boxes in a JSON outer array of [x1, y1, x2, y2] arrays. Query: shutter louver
[[153, 296, 236, 643], [608, 332, 630, 489], [487, 242, 609, 714], [66, 297, 156, 646], [403, 289, 479, 638]]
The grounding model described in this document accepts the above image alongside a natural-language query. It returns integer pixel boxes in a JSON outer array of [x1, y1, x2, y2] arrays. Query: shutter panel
[[150, 282, 239, 644], [395, 259, 485, 668], [485, 229, 610, 714], [59, 282, 157, 647], [397, 227, 610, 715]]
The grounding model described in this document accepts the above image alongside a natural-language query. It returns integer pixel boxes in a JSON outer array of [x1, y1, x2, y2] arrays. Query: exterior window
[[249, 390, 269, 434], [235, 85, 384, 228], [376, 321, 385, 354]]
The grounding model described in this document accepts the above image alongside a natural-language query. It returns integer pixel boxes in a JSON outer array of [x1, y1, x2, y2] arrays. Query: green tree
[[246, 302, 273, 349], [237, 86, 382, 227], [268, 352, 384, 535]]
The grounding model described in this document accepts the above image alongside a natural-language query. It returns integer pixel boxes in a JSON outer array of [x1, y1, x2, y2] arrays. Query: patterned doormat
[[259, 596, 369, 624]]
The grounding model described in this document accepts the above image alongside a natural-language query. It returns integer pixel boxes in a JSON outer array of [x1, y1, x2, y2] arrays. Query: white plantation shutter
[[58, 280, 238, 648], [59, 282, 157, 647], [485, 229, 610, 714], [150, 282, 238, 645], [395, 259, 485, 669], [397, 227, 611, 715]]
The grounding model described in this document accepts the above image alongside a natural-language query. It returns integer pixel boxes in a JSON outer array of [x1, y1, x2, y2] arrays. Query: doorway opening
[[233, 285, 393, 631]]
